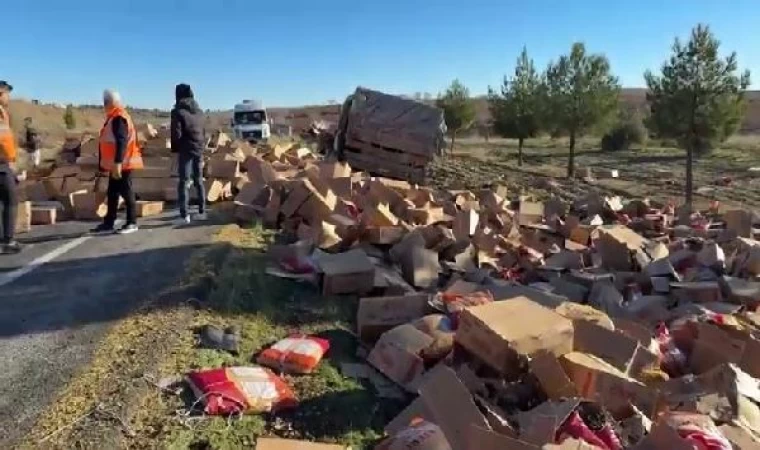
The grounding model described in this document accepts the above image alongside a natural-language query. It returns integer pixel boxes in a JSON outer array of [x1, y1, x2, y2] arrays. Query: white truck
[[232, 100, 271, 143]]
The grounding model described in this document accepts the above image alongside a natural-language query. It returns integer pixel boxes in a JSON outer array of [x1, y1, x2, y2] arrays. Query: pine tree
[[488, 47, 542, 166], [645, 24, 750, 211], [545, 43, 620, 177], [437, 79, 476, 154]]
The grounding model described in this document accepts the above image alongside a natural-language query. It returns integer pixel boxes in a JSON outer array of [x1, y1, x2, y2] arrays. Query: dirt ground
[[431, 136, 760, 211]]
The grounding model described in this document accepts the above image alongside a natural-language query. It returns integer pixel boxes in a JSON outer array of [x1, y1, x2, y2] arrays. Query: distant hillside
[[9, 88, 760, 147]]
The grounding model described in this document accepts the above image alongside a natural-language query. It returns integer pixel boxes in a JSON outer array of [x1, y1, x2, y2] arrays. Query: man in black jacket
[[171, 84, 206, 224], [23, 117, 41, 168]]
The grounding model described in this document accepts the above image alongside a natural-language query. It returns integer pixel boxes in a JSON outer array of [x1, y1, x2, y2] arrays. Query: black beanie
[[175, 83, 194, 101]]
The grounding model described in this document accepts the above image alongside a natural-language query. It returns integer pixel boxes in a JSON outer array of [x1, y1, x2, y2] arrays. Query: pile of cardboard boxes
[[230, 148, 760, 449], [15, 126, 245, 231]]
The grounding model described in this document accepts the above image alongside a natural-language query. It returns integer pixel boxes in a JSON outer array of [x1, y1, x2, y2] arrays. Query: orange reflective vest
[[99, 107, 143, 171], [0, 105, 17, 163]]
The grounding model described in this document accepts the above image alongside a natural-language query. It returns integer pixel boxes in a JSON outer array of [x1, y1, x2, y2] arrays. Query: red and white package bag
[[185, 366, 297, 415], [257, 335, 331, 374]]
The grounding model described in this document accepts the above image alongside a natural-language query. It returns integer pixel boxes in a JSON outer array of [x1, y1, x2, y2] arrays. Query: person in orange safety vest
[[91, 89, 143, 235], [0, 80, 22, 254]]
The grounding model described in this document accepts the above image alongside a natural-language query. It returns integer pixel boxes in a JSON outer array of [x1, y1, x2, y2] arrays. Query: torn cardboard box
[[357, 294, 431, 343], [455, 297, 574, 374], [318, 248, 375, 295], [367, 324, 434, 392]]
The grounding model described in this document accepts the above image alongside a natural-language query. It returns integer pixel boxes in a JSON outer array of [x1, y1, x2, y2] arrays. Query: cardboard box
[[559, 351, 657, 418], [357, 294, 431, 343], [362, 202, 399, 227], [399, 245, 440, 289], [725, 209, 753, 238], [572, 320, 658, 377], [455, 297, 574, 374], [596, 225, 647, 270], [367, 324, 434, 392], [519, 201, 544, 225], [136, 200, 164, 217], [318, 248, 375, 295], [418, 365, 490, 450], [72, 192, 108, 220], [31, 206, 57, 225], [453, 208, 479, 242], [529, 350, 577, 401], [365, 226, 406, 245], [15, 201, 32, 233], [22, 181, 51, 202], [256, 437, 345, 450]]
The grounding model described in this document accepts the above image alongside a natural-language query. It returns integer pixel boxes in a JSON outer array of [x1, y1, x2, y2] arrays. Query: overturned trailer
[[332, 87, 446, 184]]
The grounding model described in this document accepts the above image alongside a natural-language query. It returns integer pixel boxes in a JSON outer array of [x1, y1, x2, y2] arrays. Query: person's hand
[[111, 163, 123, 180]]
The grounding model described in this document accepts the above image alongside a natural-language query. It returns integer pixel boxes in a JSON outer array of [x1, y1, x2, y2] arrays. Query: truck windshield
[[234, 111, 266, 125]]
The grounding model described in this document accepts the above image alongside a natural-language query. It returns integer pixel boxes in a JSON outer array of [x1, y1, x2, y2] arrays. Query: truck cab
[[232, 100, 271, 143]]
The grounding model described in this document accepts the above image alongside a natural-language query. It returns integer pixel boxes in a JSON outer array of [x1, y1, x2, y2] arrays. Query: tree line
[[436, 24, 751, 211]]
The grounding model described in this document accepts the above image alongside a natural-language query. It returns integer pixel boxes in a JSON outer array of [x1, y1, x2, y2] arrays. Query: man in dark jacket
[[23, 117, 41, 168], [171, 84, 206, 224]]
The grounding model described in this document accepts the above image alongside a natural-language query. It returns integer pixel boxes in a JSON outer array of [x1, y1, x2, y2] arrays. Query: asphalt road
[[0, 210, 220, 445]]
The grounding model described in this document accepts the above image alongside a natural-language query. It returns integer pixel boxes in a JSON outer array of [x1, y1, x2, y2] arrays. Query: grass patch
[[133, 224, 404, 449]]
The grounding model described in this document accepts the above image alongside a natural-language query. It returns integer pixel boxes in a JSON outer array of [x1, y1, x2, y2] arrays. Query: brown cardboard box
[[365, 226, 406, 245], [572, 320, 658, 377], [596, 225, 647, 270], [399, 245, 440, 289], [22, 181, 51, 202], [72, 192, 108, 220], [559, 352, 658, 418], [15, 201, 32, 233], [726, 209, 753, 238], [133, 177, 172, 201], [517, 399, 580, 446], [135, 200, 164, 218], [206, 159, 240, 180], [318, 248, 375, 295], [453, 208, 479, 242], [362, 202, 399, 227], [418, 365, 490, 450], [255, 437, 346, 450], [205, 179, 227, 202], [357, 294, 431, 343], [455, 297, 574, 374], [671, 281, 723, 303], [367, 324, 434, 392], [31, 206, 57, 225], [519, 201, 544, 225], [529, 350, 577, 400]]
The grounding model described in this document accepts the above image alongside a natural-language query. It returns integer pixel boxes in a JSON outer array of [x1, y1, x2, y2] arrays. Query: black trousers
[[104, 170, 137, 227], [0, 170, 16, 243]]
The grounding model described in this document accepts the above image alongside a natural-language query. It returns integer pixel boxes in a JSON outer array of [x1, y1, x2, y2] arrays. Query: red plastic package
[[257, 335, 330, 374], [556, 411, 620, 450], [185, 366, 297, 415], [655, 322, 687, 377]]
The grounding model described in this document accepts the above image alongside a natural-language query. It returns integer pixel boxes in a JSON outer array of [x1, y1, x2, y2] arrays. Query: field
[[432, 135, 760, 210]]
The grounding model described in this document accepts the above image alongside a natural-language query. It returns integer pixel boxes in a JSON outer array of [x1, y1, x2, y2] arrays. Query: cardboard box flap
[[419, 365, 490, 450], [384, 397, 433, 435], [517, 399, 580, 446], [529, 350, 579, 400], [572, 320, 641, 372], [317, 248, 374, 275]]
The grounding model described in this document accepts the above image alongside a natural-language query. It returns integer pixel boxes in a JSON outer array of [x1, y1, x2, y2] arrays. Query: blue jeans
[[177, 153, 206, 218]]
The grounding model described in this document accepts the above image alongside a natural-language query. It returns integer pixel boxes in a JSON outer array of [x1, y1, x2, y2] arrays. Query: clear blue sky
[[4, 0, 759, 110]]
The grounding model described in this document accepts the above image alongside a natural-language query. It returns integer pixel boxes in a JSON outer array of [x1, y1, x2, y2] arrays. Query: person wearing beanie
[[171, 83, 207, 224]]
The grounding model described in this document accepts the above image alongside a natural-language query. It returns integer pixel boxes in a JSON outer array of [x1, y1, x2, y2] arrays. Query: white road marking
[[0, 236, 90, 288]]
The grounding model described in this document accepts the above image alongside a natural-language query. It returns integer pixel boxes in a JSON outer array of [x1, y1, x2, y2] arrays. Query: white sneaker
[[176, 216, 192, 226], [117, 224, 139, 235], [193, 212, 208, 221]]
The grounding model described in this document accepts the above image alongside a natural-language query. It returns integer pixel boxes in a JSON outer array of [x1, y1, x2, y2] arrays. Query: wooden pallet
[[344, 138, 432, 167], [346, 128, 439, 159], [344, 150, 426, 184]]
